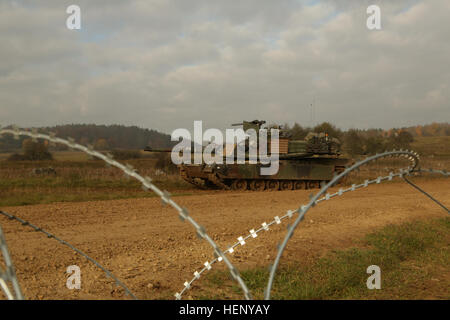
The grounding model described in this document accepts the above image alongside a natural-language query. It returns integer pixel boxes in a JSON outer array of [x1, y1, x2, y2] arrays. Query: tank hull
[[179, 157, 350, 191]]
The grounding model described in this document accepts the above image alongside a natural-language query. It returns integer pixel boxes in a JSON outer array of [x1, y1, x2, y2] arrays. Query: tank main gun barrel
[[144, 146, 172, 152], [232, 120, 266, 126], [144, 146, 204, 153]]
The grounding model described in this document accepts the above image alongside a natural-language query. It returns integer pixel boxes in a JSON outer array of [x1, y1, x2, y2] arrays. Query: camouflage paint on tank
[[209, 160, 336, 181]]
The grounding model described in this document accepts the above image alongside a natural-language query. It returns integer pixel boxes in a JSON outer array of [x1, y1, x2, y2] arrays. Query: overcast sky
[[1, 0, 449, 133]]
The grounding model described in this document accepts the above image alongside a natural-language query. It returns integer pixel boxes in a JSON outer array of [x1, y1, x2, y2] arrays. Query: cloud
[[0, 0, 448, 132]]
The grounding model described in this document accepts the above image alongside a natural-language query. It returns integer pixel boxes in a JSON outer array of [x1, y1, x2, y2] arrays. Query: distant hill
[[396, 122, 450, 138], [0, 124, 173, 151], [1, 122, 448, 153]]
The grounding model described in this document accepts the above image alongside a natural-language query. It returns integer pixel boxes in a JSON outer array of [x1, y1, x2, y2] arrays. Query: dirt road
[[0, 179, 448, 299]]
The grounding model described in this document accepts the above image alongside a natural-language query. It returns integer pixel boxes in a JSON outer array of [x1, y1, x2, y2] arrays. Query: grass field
[[200, 217, 449, 299], [0, 156, 193, 207], [411, 136, 450, 159], [0, 137, 448, 300], [1, 158, 442, 207], [0, 136, 448, 207]]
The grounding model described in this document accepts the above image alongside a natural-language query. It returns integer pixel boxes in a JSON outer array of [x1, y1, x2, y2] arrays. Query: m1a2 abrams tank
[[145, 120, 351, 191]]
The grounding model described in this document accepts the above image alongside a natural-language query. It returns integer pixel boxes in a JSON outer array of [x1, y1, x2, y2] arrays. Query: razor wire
[[0, 127, 447, 301], [176, 162, 450, 299], [414, 168, 449, 176], [0, 127, 252, 300], [173, 164, 401, 298], [0, 210, 136, 299], [402, 176, 449, 213], [264, 150, 428, 299], [0, 225, 23, 300], [175, 170, 404, 299]]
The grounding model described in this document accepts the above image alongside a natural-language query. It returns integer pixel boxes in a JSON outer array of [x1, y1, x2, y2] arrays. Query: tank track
[[180, 167, 343, 191], [208, 173, 231, 190], [224, 179, 327, 191], [179, 167, 208, 189]]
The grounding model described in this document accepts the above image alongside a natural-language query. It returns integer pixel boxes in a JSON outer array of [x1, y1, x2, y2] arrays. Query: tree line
[[0, 124, 173, 152], [283, 122, 449, 157], [1, 122, 448, 160]]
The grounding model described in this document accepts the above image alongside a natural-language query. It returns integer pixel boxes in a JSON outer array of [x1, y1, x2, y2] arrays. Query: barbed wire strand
[[0, 225, 24, 300], [0, 278, 14, 300], [175, 170, 402, 298], [0, 210, 137, 299], [415, 168, 449, 176], [402, 176, 449, 213], [176, 164, 449, 299], [1, 127, 446, 301], [0, 127, 251, 300], [264, 150, 424, 299]]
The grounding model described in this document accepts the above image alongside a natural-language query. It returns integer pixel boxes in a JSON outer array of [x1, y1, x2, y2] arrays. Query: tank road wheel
[[204, 180, 218, 189], [319, 180, 328, 188], [232, 179, 248, 191], [307, 180, 320, 189], [249, 179, 265, 191], [280, 180, 293, 191], [294, 181, 306, 190], [265, 180, 280, 191]]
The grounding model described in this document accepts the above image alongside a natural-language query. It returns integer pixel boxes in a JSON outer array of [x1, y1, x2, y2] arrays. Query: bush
[[154, 152, 178, 174], [313, 122, 342, 139], [110, 149, 142, 160], [8, 139, 53, 161], [386, 131, 414, 150], [7, 153, 29, 161], [365, 136, 386, 155], [344, 130, 366, 156]]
